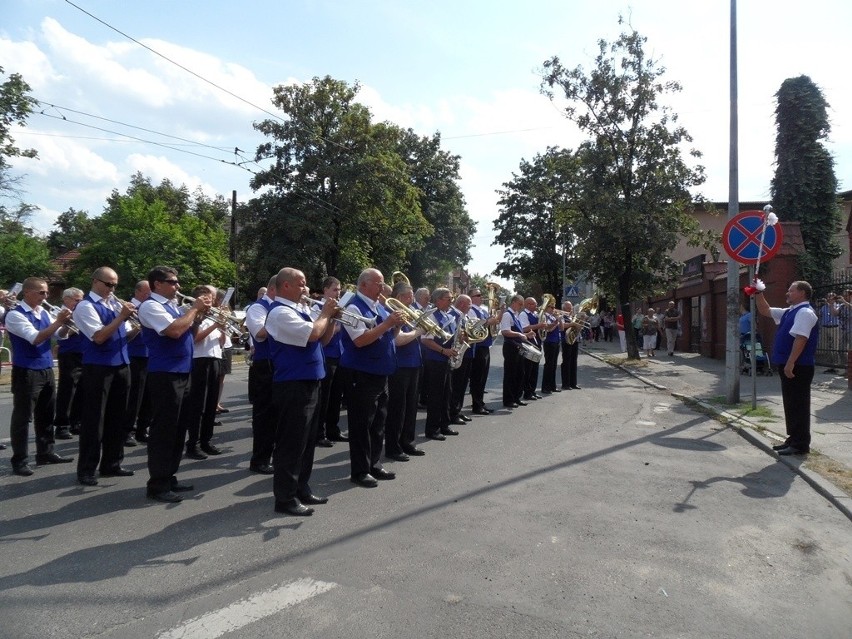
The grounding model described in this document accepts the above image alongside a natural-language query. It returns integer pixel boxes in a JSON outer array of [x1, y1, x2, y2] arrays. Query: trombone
[[302, 296, 377, 328]]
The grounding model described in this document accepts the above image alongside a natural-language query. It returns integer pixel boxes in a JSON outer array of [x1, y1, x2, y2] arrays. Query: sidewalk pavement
[[582, 337, 852, 518]]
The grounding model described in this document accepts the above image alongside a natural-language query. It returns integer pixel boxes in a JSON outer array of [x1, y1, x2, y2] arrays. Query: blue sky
[[3, 0, 851, 288]]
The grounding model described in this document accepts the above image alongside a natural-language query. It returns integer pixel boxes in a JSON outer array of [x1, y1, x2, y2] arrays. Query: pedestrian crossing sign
[[564, 285, 579, 297]]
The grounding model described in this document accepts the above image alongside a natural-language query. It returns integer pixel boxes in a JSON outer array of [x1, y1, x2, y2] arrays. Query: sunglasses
[[160, 279, 180, 285], [97, 279, 117, 289]]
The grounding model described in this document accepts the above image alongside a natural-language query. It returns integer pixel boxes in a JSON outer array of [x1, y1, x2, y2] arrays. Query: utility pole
[[725, 0, 741, 404], [231, 190, 238, 308]]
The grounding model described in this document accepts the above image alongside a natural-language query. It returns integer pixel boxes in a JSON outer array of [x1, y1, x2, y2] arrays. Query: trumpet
[[109, 295, 142, 331], [175, 291, 246, 339], [303, 296, 377, 329], [380, 295, 453, 341], [41, 301, 80, 335]]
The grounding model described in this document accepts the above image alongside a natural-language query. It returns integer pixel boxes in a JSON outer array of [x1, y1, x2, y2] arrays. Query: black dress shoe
[[516, 400, 528, 407], [216, 407, 230, 414], [316, 438, 334, 448], [370, 467, 396, 480], [147, 490, 183, 503], [503, 403, 519, 408], [440, 428, 459, 436], [0, 443, 6, 450], [78, 475, 98, 486], [185, 447, 207, 460], [36, 452, 74, 465], [275, 499, 314, 516], [570, 386, 581, 390], [386, 452, 410, 462], [532, 394, 543, 400], [329, 433, 349, 442], [124, 434, 137, 447], [351, 473, 379, 487], [472, 407, 492, 415], [135, 433, 149, 444], [459, 414, 472, 422], [250, 463, 274, 474], [55, 428, 73, 440], [297, 493, 329, 505], [772, 442, 790, 451], [200, 443, 222, 455], [100, 466, 134, 477], [171, 482, 194, 492], [450, 416, 466, 426], [12, 464, 34, 476], [552, 388, 562, 393], [425, 432, 446, 441], [69, 425, 81, 435], [776, 446, 808, 456], [402, 446, 426, 456]]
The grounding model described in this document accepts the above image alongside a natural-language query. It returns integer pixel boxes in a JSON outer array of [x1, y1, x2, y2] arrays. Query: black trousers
[[450, 356, 473, 418], [779, 364, 814, 450], [183, 357, 221, 450], [502, 343, 523, 405], [317, 357, 345, 440], [124, 356, 151, 435], [248, 359, 275, 467], [469, 345, 490, 410], [522, 356, 540, 398], [344, 369, 389, 476], [78, 363, 129, 477], [10, 367, 56, 467], [272, 379, 320, 502], [54, 351, 82, 428], [561, 341, 579, 388], [424, 358, 452, 436], [541, 341, 560, 391], [145, 372, 191, 494], [386, 366, 419, 456]]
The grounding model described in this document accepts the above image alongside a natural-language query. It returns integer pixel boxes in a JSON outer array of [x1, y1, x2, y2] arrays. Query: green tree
[[248, 76, 431, 286], [0, 203, 53, 283], [46, 208, 94, 256], [770, 75, 841, 284], [541, 23, 705, 358], [71, 179, 235, 297], [0, 66, 38, 198]]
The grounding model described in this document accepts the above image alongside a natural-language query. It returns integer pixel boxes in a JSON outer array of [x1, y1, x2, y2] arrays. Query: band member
[[244, 276, 277, 474], [183, 285, 225, 460], [316, 277, 349, 447], [413, 286, 430, 407], [53, 287, 84, 440], [72, 267, 138, 486], [540, 299, 562, 393], [449, 294, 474, 425], [420, 287, 460, 439], [339, 268, 405, 487], [500, 294, 528, 408], [384, 280, 426, 461], [138, 266, 211, 503], [561, 301, 582, 390], [754, 280, 819, 455], [519, 297, 546, 400], [124, 280, 152, 445], [214, 287, 234, 415], [467, 288, 498, 414], [266, 267, 337, 515], [5, 277, 75, 475]]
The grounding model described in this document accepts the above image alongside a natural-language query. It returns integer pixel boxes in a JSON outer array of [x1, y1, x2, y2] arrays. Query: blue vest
[[524, 309, 541, 346], [7, 306, 53, 370], [340, 296, 397, 375], [58, 331, 84, 355], [395, 325, 421, 368], [269, 305, 325, 382], [127, 333, 148, 358], [250, 299, 272, 362], [544, 313, 561, 344], [78, 296, 129, 366], [469, 305, 493, 349], [323, 328, 343, 360], [423, 308, 456, 363], [771, 304, 819, 366], [140, 299, 193, 373]]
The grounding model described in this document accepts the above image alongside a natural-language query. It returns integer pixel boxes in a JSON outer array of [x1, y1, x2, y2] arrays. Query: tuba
[[448, 314, 469, 370], [537, 293, 556, 341], [486, 282, 502, 337], [381, 295, 452, 341]]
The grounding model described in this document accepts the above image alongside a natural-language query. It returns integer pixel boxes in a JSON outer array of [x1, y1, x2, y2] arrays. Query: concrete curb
[[585, 348, 852, 523]]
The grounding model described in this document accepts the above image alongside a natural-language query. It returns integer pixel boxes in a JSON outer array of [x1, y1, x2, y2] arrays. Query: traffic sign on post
[[722, 210, 783, 266]]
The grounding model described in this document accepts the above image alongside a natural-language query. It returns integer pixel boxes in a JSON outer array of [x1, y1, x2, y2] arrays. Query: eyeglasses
[[160, 279, 180, 285], [97, 279, 117, 289]]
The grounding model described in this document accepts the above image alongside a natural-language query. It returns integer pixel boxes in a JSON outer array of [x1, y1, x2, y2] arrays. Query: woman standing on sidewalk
[[642, 310, 658, 357]]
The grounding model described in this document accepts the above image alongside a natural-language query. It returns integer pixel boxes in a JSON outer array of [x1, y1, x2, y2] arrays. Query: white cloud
[[0, 37, 58, 89], [13, 128, 120, 183], [125, 153, 218, 196]]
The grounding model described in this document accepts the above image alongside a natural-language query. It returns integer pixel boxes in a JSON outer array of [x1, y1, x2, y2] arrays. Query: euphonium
[[380, 295, 453, 341], [448, 315, 470, 370]]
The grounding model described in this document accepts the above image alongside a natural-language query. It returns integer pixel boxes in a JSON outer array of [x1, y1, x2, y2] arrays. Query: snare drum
[[519, 342, 543, 363]]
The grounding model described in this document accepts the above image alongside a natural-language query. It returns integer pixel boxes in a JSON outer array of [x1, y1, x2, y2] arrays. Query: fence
[[812, 268, 852, 369]]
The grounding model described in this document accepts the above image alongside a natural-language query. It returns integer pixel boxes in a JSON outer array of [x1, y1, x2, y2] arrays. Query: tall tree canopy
[[540, 23, 706, 358], [245, 76, 473, 288], [0, 66, 38, 198], [70, 175, 235, 298], [770, 75, 841, 284], [46, 208, 94, 256], [0, 204, 52, 284]]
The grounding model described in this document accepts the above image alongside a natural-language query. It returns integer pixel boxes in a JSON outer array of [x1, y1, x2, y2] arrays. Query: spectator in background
[[663, 301, 682, 357], [616, 311, 626, 353], [602, 310, 614, 342], [642, 310, 658, 357]]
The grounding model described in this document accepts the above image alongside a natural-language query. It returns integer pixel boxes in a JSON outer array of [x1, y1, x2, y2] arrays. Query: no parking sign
[[722, 210, 783, 266]]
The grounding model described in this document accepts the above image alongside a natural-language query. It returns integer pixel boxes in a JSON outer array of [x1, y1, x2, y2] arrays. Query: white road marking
[[157, 578, 337, 639]]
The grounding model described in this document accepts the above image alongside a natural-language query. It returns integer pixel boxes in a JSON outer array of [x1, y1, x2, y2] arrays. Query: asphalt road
[[1, 349, 850, 639]]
